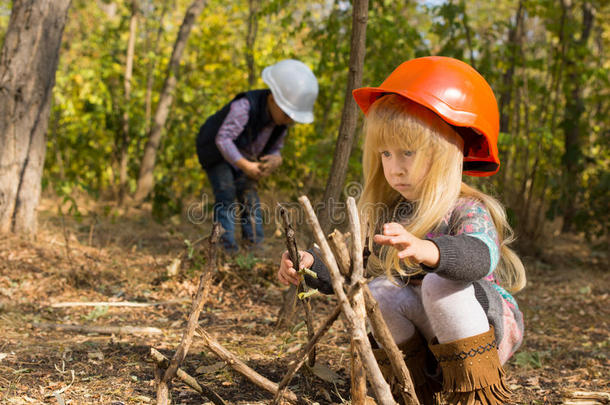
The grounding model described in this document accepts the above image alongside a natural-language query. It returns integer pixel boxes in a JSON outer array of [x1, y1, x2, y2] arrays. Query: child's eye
[[403, 150, 414, 157], [380, 151, 391, 158]]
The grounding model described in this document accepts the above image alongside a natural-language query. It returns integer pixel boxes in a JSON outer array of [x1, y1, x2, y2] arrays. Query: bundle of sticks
[[150, 196, 420, 405]]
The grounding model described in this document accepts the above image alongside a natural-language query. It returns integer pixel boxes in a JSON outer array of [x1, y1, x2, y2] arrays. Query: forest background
[[1, 0, 608, 248]]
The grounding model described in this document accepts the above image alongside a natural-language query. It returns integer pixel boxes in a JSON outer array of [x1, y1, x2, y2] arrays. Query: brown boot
[[373, 332, 441, 405], [429, 327, 512, 405]]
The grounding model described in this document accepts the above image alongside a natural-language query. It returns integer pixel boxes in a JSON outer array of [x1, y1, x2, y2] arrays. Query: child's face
[[268, 94, 295, 126], [379, 146, 429, 200]]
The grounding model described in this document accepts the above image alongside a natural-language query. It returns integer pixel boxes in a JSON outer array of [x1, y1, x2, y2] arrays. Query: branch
[[363, 284, 419, 404], [345, 197, 368, 404], [328, 229, 351, 277], [33, 323, 162, 335], [273, 284, 360, 404], [158, 223, 222, 405], [50, 299, 188, 308], [298, 196, 395, 405], [150, 348, 227, 405], [197, 327, 300, 404], [278, 204, 316, 367]]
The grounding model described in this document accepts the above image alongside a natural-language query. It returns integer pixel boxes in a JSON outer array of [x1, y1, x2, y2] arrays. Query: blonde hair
[[358, 94, 526, 293]]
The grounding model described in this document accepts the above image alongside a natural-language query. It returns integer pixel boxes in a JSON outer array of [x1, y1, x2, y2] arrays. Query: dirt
[[0, 197, 608, 404]]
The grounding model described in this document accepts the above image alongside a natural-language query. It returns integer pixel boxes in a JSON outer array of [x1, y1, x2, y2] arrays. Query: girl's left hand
[[373, 222, 440, 267]]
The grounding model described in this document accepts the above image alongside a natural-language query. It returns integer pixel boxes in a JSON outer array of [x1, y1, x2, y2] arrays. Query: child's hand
[[374, 222, 440, 267], [277, 250, 315, 286], [259, 154, 282, 176]]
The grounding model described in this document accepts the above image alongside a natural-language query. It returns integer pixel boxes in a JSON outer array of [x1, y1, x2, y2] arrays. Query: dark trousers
[[204, 161, 264, 252]]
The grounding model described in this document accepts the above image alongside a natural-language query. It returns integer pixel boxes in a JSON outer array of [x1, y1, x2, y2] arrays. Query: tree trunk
[[561, 1, 593, 233], [245, 0, 260, 89], [318, 0, 369, 234], [498, 0, 523, 195], [118, 0, 139, 205], [134, 0, 207, 203], [0, 0, 71, 235], [143, 3, 170, 137]]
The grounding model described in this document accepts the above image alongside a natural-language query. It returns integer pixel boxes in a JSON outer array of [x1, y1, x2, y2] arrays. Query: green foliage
[[82, 306, 109, 322], [35, 0, 608, 245], [233, 252, 259, 271], [512, 350, 550, 369]]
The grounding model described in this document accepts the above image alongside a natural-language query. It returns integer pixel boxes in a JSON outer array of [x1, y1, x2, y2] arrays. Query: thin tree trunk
[[561, 1, 593, 233], [498, 0, 523, 194], [119, 0, 139, 205], [134, 0, 207, 203], [461, 3, 476, 69], [318, 0, 369, 234], [0, 0, 71, 235], [245, 0, 260, 89], [144, 4, 169, 137]]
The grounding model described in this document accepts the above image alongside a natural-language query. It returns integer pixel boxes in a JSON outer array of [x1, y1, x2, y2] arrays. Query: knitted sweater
[[305, 197, 524, 350]]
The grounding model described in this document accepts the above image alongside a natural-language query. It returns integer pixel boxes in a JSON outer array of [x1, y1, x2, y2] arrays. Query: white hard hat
[[262, 59, 318, 124]]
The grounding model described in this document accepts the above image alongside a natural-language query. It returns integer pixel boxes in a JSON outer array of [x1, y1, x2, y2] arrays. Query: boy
[[196, 59, 318, 252]]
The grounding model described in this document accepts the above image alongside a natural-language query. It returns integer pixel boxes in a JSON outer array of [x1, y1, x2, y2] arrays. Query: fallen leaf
[[195, 362, 225, 374], [309, 363, 344, 384]]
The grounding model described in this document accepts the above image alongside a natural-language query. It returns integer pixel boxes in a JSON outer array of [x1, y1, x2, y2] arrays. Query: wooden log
[[298, 195, 396, 405], [197, 327, 300, 404]]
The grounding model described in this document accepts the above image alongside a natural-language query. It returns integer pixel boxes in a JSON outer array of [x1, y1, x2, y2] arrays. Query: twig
[[33, 323, 162, 335], [328, 229, 352, 277], [50, 299, 189, 308], [150, 348, 227, 405], [273, 284, 360, 404], [279, 204, 316, 367], [347, 197, 376, 405], [157, 223, 222, 405], [298, 195, 395, 405], [197, 327, 300, 404], [45, 369, 75, 399], [363, 284, 419, 404], [346, 197, 375, 404], [347, 197, 418, 403]]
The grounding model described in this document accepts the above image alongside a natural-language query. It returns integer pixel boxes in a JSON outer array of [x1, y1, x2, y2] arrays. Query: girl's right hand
[[277, 250, 314, 286]]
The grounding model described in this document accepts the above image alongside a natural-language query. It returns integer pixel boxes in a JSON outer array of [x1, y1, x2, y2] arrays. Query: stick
[[350, 339, 367, 405], [363, 284, 419, 404], [50, 299, 189, 308], [298, 196, 396, 405], [158, 223, 222, 405], [279, 205, 316, 367], [33, 323, 162, 335], [150, 348, 227, 405], [197, 327, 300, 404], [346, 197, 374, 404], [328, 229, 351, 277], [273, 284, 360, 404], [346, 197, 418, 404]]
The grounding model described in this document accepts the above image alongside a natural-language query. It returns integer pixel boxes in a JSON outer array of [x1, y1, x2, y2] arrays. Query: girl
[[277, 56, 526, 405]]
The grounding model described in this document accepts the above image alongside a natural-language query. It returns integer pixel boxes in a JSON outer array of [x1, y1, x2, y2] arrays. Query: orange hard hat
[[353, 56, 500, 176]]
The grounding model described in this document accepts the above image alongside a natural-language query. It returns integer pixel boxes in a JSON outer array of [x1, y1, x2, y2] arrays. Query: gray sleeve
[[421, 234, 491, 282]]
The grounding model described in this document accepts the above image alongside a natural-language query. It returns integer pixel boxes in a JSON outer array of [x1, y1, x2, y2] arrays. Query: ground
[[0, 196, 608, 404]]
